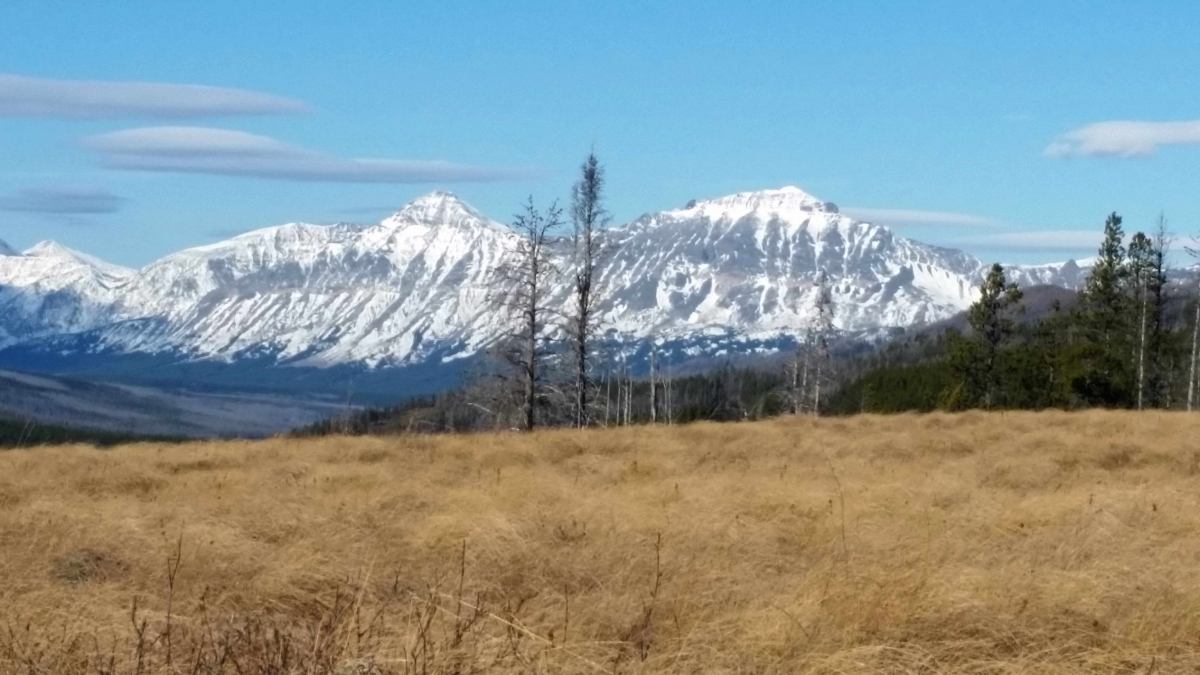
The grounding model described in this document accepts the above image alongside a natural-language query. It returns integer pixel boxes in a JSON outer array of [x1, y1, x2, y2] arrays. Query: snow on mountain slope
[[0, 241, 134, 347], [1005, 258, 1091, 289], [597, 187, 981, 336], [0, 187, 1090, 368], [83, 192, 520, 366]]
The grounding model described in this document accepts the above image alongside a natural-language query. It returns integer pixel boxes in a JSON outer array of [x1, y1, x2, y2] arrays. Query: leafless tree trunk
[[800, 343, 810, 415], [663, 363, 673, 424], [1190, 302, 1200, 412], [625, 360, 632, 425], [810, 272, 835, 417], [494, 197, 562, 431], [649, 345, 658, 424], [790, 346, 803, 415], [1187, 237, 1200, 412], [568, 153, 610, 428], [604, 369, 612, 427], [1137, 279, 1148, 410]]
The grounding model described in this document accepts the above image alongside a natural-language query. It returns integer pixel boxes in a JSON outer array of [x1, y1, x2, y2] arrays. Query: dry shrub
[[3, 411, 1200, 674]]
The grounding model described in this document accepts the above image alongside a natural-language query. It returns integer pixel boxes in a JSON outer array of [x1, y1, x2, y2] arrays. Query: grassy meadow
[[3, 412, 1200, 674]]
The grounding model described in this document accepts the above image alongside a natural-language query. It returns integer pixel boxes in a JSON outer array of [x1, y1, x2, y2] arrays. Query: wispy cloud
[[0, 185, 125, 214], [953, 230, 1100, 252], [1045, 120, 1200, 158], [842, 207, 998, 227], [81, 127, 525, 183], [0, 74, 308, 119]]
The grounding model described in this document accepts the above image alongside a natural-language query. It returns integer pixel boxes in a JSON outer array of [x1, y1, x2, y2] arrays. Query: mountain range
[[0, 187, 1089, 400]]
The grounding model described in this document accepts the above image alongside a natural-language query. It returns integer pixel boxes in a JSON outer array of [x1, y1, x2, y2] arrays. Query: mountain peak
[[675, 186, 836, 221], [0, 238, 17, 257], [23, 240, 132, 276], [397, 191, 477, 218], [24, 240, 73, 258], [380, 191, 499, 231]]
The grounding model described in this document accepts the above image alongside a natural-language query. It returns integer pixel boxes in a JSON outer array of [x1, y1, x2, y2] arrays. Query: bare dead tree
[[494, 197, 563, 431], [649, 343, 658, 424], [604, 368, 613, 427], [809, 271, 835, 416], [1188, 237, 1200, 412], [623, 355, 632, 425], [568, 153, 611, 428], [662, 361, 673, 424], [789, 340, 807, 415], [1191, 299, 1200, 412]]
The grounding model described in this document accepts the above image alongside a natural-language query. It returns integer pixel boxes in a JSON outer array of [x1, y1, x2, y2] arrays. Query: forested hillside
[[832, 214, 1197, 413]]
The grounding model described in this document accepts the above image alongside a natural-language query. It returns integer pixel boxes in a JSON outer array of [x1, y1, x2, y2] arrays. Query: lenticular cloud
[[0, 73, 308, 119], [82, 127, 524, 183], [1045, 120, 1200, 158]]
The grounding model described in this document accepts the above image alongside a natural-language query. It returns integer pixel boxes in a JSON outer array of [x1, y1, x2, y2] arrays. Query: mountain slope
[[0, 187, 1090, 388], [597, 187, 984, 336], [0, 241, 134, 348]]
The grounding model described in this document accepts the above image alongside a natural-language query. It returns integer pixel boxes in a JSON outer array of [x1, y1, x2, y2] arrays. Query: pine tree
[[1145, 218, 1171, 407], [1076, 213, 1132, 406], [1128, 232, 1153, 410], [966, 263, 1023, 408]]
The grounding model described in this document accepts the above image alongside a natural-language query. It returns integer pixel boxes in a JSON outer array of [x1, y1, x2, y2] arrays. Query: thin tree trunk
[[615, 365, 623, 427], [625, 364, 632, 425], [1189, 301, 1200, 412], [628, 365, 638, 422], [1137, 283, 1148, 410], [649, 346, 657, 424], [523, 305, 536, 431], [604, 370, 612, 427], [800, 354, 809, 415], [813, 358, 822, 418], [665, 366, 672, 424], [792, 351, 801, 415]]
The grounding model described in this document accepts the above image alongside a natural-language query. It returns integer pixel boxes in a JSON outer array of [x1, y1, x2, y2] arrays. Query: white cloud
[[0, 73, 308, 118], [82, 127, 523, 183], [954, 230, 1100, 252], [0, 185, 124, 214], [842, 207, 998, 227], [1044, 120, 1200, 158]]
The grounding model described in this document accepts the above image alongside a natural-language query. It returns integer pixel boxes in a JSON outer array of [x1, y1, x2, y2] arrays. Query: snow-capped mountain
[[0, 240, 134, 347], [597, 187, 988, 335], [0, 187, 1089, 378]]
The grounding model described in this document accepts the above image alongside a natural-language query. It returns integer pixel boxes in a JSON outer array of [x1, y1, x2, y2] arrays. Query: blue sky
[[1, 0, 1198, 266]]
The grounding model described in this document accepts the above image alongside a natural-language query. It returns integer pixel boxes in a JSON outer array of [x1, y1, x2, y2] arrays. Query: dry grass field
[[3, 412, 1200, 674]]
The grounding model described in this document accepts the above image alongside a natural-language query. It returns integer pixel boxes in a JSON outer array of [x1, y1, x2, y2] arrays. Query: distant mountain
[[0, 187, 1091, 395], [0, 240, 134, 348]]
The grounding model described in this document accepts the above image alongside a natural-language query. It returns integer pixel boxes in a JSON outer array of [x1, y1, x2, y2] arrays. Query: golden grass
[[3, 411, 1200, 673]]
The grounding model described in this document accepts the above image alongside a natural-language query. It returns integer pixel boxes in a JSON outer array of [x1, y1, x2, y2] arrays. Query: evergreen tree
[[1075, 213, 1132, 406], [1128, 232, 1153, 409], [964, 263, 1023, 408], [1145, 218, 1171, 407]]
